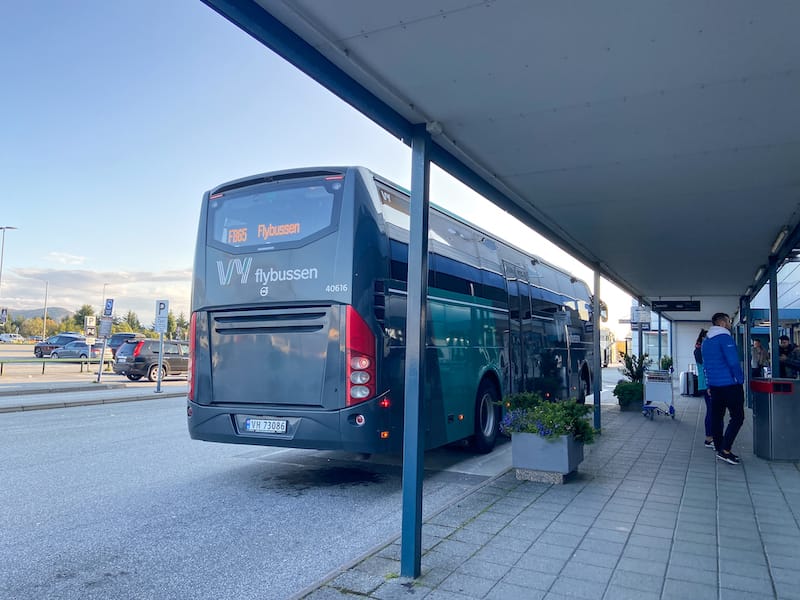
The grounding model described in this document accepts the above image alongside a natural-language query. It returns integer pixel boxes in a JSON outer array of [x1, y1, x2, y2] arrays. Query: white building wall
[[672, 321, 710, 378]]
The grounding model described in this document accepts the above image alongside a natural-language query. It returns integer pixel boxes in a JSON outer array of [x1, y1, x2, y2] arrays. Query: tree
[[123, 310, 141, 331]]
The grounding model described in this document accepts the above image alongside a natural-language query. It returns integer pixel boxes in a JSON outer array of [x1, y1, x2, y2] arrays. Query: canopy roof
[[204, 0, 800, 321]]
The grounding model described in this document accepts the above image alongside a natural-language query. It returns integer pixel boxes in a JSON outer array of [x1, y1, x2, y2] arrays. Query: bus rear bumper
[[187, 393, 398, 454]]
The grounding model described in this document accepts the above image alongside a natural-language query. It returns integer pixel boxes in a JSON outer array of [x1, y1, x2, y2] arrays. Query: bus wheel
[[577, 370, 591, 404], [471, 380, 499, 454]]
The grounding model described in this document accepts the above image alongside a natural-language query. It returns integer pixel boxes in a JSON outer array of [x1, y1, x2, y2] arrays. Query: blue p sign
[[104, 298, 114, 317]]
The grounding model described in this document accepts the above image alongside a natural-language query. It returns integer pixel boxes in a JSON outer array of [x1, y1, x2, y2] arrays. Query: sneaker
[[716, 451, 741, 465], [704, 440, 715, 449]]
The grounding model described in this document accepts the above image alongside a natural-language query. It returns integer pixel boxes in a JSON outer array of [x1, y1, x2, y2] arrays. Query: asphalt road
[[0, 394, 510, 600]]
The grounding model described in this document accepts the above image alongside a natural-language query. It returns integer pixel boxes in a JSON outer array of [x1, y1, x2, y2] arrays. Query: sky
[[0, 0, 632, 336]]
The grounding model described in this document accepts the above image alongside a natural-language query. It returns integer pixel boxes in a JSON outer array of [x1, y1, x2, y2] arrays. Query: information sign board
[[155, 299, 169, 334]]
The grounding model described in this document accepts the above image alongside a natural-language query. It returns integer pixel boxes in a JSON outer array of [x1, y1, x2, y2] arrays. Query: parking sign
[[155, 299, 169, 333]]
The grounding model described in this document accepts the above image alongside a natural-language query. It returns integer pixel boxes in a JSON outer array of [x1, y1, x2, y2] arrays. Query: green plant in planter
[[500, 397, 595, 444], [613, 381, 644, 410], [660, 355, 673, 371], [618, 353, 652, 383]]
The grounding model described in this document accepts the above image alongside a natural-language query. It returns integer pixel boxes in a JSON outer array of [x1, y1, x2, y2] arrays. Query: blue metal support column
[[769, 257, 780, 378], [742, 298, 753, 407], [592, 270, 601, 431], [400, 124, 431, 579], [657, 313, 662, 364]]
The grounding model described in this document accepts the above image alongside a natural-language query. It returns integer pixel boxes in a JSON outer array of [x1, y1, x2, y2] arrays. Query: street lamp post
[[0, 225, 18, 300], [42, 281, 49, 340]]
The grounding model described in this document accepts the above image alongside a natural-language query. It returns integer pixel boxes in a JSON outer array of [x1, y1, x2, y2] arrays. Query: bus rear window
[[208, 177, 341, 250]]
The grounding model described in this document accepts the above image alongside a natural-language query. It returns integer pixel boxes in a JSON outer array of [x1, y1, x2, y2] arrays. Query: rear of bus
[[187, 167, 397, 453]]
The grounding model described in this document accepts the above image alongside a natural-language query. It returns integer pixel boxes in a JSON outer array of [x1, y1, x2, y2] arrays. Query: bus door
[[503, 261, 531, 394]]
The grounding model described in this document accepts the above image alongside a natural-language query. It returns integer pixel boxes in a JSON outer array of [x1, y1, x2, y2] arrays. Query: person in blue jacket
[[701, 312, 745, 465]]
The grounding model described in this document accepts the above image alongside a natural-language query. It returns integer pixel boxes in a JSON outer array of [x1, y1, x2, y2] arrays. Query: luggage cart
[[642, 369, 675, 420]]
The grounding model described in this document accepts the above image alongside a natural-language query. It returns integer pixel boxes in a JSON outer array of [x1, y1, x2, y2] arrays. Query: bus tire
[[471, 379, 499, 454], [577, 367, 591, 404]]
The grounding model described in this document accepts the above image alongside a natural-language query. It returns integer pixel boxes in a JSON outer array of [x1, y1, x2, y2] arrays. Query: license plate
[[117, 357, 126, 363], [245, 418, 287, 434]]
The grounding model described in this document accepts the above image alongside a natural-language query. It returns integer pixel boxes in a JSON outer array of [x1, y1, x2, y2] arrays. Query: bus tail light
[[188, 312, 197, 402], [346, 306, 375, 406]]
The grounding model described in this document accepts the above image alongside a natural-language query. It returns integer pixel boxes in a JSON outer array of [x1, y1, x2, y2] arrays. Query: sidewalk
[[0, 370, 187, 412], [296, 396, 800, 600]]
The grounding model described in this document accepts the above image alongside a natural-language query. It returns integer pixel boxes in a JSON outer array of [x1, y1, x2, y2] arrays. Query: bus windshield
[[208, 176, 342, 251]]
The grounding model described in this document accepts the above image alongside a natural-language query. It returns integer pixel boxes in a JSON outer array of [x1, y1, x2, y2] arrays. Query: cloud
[[46, 252, 87, 266], [2, 267, 191, 322]]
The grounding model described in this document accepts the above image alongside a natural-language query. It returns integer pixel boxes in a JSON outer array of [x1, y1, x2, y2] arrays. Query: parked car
[[107, 332, 144, 358], [113, 338, 189, 381], [50, 340, 110, 360], [0, 333, 25, 343], [34, 333, 85, 357]]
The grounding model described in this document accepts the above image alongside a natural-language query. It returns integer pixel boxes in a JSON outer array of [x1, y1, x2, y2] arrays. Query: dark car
[[34, 333, 84, 358], [107, 332, 144, 358], [50, 340, 110, 359], [113, 338, 189, 382]]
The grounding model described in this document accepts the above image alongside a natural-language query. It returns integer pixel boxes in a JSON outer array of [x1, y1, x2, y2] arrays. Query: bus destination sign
[[651, 300, 701, 312]]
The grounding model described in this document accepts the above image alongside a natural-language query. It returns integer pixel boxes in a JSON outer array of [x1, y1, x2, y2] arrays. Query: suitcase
[[679, 371, 696, 396]]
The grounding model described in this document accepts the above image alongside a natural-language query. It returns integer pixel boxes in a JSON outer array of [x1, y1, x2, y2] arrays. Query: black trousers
[[709, 384, 745, 454]]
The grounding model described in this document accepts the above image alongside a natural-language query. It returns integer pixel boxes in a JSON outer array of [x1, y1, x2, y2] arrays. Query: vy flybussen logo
[[216, 258, 319, 286]]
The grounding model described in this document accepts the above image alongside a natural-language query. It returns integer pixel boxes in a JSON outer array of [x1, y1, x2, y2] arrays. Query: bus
[[188, 166, 598, 454]]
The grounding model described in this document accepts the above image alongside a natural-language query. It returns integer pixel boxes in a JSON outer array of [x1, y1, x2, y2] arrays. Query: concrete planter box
[[511, 432, 584, 483]]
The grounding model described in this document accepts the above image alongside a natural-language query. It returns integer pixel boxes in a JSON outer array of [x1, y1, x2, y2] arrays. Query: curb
[[0, 390, 187, 413], [0, 383, 127, 397]]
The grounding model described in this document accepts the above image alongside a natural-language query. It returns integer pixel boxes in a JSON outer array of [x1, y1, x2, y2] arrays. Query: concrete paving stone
[[377, 543, 402, 561], [559, 561, 613, 585], [583, 526, 629, 544], [424, 523, 457, 539], [668, 549, 717, 571], [546, 576, 606, 600], [431, 538, 481, 560], [591, 518, 633, 534], [536, 532, 583, 550], [615, 556, 667, 578], [622, 543, 670, 563], [678, 507, 717, 522], [419, 549, 465, 571], [555, 512, 597, 527], [642, 499, 681, 513], [498, 523, 545, 543], [501, 566, 556, 590], [546, 521, 590, 537], [632, 523, 676, 539], [438, 572, 498, 598], [413, 566, 451, 588], [515, 553, 570, 575], [602, 584, 660, 600], [661, 578, 718, 600], [672, 528, 716, 545], [414, 588, 465, 600], [328, 570, 385, 595], [596, 509, 638, 524], [370, 580, 432, 600], [625, 532, 671, 550], [674, 518, 716, 534], [671, 539, 718, 557], [483, 534, 533, 554], [721, 547, 768, 566], [634, 514, 678, 530], [527, 540, 580, 560], [471, 545, 524, 567], [304, 585, 364, 599], [720, 572, 774, 593], [570, 548, 619, 569], [560, 506, 602, 520], [772, 566, 800, 585], [483, 581, 546, 600], [717, 557, 769, 579], [774, 582, 800, 600], [666, 563, 719, 586], [758, 521, 798, 535], [717, 589, 777, 600], [608, 568, 664, 593], [764, 539, 800, 557], [354, 556, 401, 578], [447, 526, 495, 546], [770, 553, 800, 572], [455, 557, 511, 580], [577, 538, 624, 556]]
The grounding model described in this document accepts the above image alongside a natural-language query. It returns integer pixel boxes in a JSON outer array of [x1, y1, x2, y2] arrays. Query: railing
[[0, 357, 115, 376]]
